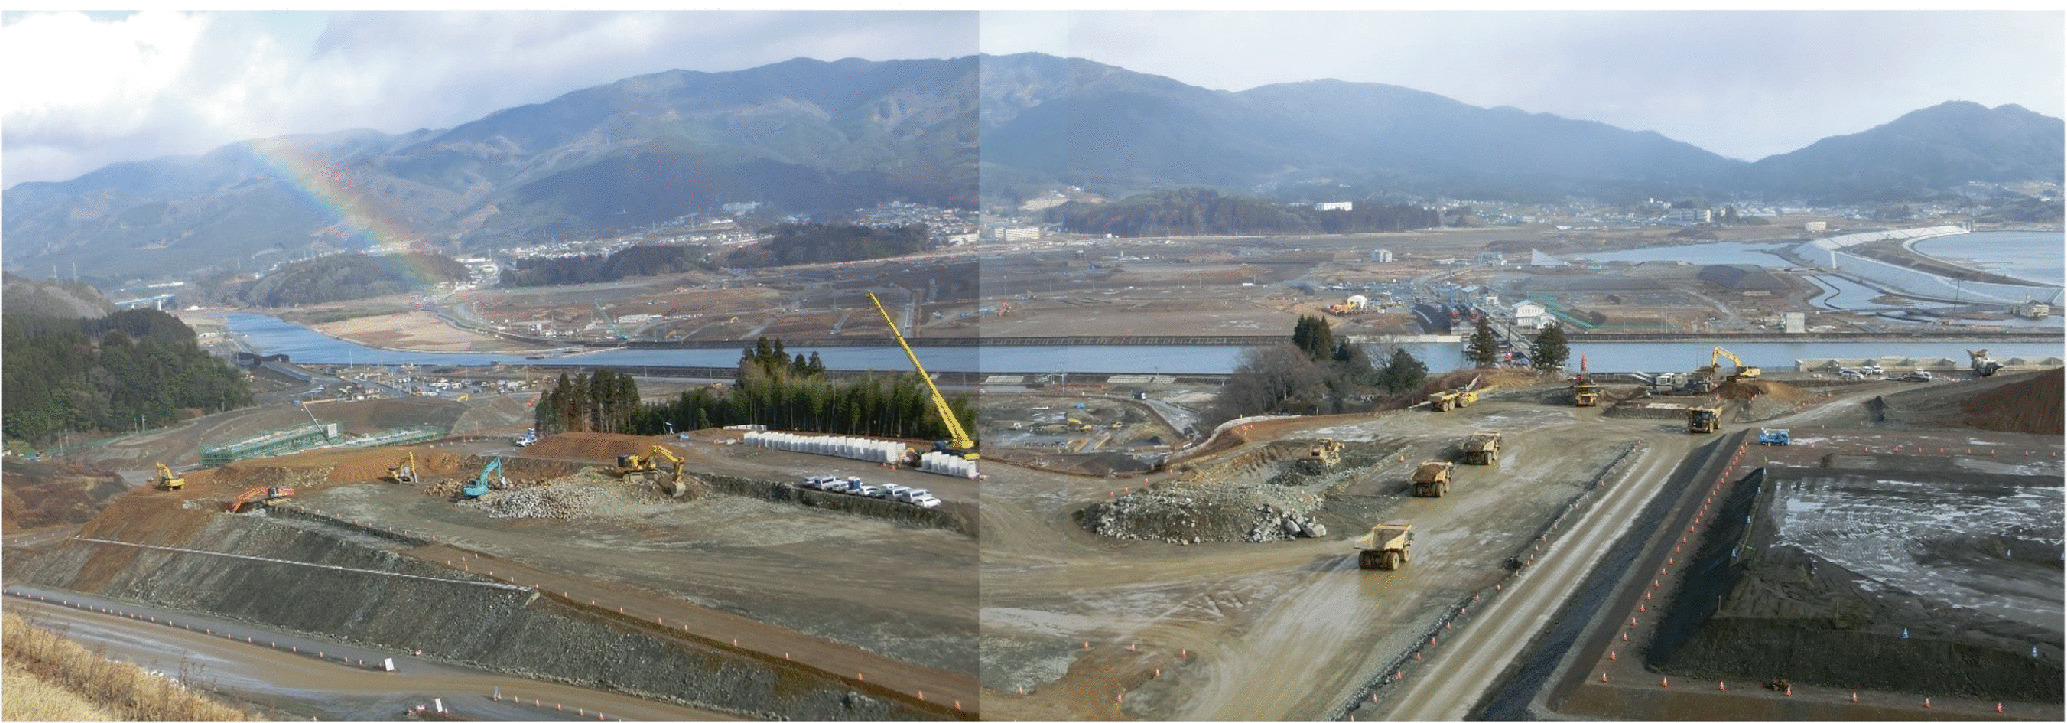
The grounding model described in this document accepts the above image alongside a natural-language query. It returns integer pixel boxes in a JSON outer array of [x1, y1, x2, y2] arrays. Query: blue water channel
[[224, 314, 2061, 376]]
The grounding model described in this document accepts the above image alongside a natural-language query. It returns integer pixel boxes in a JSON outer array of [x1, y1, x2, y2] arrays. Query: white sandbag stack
[[919, 451, 979, 478], [742, 431, 909, 464]]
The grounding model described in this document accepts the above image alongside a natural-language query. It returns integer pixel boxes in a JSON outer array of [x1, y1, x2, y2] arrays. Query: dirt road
[[5, 587, 731, 720], [1379, 435, 1694, 720]]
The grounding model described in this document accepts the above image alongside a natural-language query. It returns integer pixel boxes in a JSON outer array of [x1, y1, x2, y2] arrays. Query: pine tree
[[1466, 317, 1500, 368], [1530, 323, 1570, 374], [1292, 314, 1334, 361], [1377, 347, 1428, 394]]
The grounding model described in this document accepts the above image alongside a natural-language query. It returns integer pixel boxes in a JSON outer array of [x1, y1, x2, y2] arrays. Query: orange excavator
[[230, 486, 295, 513]]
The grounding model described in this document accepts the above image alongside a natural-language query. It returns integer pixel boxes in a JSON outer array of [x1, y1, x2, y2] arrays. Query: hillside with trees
[[499, 245, 714, 287], [236, 253, 467, 307], [0, 272, 116, 318], [2, 309, 253, 445]]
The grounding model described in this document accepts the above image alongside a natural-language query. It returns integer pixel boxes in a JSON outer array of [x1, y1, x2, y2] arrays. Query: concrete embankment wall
[[13, 514, 953, 720]]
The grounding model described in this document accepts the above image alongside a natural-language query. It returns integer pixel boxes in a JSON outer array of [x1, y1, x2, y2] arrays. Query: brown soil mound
[[1960, 368, 2065, 435], [302, 397, 463, 436], [1, 460, 129, 534], [1714, 378, 1812, 403], [522, 432, 677, 462]]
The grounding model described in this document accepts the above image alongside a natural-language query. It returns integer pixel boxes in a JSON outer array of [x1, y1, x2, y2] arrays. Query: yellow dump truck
[[1412, 461, 1453, 497], [1356, 522, 1414, 570], [1572, 382, 1602, 407], [1688, 406, 1722, 434], [1297, 439, 1344, 473], [1462, 433, 1501, 465]]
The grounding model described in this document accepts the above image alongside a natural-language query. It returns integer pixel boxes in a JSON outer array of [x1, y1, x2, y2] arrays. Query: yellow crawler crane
[[868, 292, 977, 459]]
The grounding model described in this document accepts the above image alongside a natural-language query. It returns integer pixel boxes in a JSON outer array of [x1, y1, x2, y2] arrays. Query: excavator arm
[[867, 292, 977, 457]]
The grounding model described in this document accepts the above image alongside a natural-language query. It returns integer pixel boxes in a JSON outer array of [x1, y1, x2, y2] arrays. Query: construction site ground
[[974, 388, 1704, 720], [271, 430, 983, 681], [1546, 370, 2065, 720]]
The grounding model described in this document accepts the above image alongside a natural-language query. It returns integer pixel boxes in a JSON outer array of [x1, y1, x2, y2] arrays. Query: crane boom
[[867, 292, 976, 457]]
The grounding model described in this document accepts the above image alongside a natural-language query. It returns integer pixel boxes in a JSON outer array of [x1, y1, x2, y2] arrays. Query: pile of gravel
[[461, 482, 602, 519], [1077, 480, 1327, 544]]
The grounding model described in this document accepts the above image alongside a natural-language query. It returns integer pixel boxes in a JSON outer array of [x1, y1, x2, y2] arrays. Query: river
[[221, 314, 2061, 376], [1910, 231, 2066, 288]]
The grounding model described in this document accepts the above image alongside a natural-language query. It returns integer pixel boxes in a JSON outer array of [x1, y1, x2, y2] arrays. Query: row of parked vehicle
[[799, 475, 942, 508]]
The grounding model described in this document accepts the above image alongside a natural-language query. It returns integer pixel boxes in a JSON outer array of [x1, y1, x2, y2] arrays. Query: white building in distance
[[1511, 300, 1549, 330]]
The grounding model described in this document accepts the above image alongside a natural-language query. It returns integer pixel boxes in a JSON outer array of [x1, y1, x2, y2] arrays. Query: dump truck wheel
[[1400, 548, 1410, 564], [1379, 550, 1399, 570], [1360, 550, 1381, 569], [1437, 481, 1448, 497]]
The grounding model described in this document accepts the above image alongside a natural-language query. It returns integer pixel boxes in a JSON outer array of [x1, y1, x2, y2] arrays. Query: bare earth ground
[[975, 390, 1700, 720], [309, 310, 531, 352], [280, 431, 981, 695]]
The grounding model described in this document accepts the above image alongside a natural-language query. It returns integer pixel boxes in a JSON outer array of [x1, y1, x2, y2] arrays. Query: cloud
[[2, 10, 976, 187], [979, 10, 2062, 161]]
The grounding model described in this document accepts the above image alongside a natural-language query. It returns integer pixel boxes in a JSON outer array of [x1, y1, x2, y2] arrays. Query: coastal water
[[223, 314, 2060, 376], [1911, 232, 2066, 288]]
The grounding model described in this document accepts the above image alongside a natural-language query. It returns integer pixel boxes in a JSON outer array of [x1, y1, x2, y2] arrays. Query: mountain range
[[4, 52, 2060, 283]]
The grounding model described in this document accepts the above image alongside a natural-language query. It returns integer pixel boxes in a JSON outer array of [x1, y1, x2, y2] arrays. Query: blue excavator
[[462, 457, 505, 499]]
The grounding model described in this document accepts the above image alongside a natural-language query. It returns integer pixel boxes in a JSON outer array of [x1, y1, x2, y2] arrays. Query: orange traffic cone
[[1718, 681, 1726, 691], [1924, 698, 1931, 709], [1660, 677, 1669, 688]]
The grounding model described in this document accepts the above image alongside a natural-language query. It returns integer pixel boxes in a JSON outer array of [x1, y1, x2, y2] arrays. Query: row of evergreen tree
[[2, 309, 254, 445], [1463, 315, 1570, 373], [533, 337, 977, 444]]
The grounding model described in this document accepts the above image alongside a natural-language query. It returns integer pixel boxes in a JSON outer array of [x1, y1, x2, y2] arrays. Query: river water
[[1910, 231, 2066, 288], [223, 314, 2060, 376]]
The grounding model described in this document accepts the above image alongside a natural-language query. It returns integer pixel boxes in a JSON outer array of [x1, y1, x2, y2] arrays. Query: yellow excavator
[[383, 451, 416, 484], [617, 445, 689, 497], [155, 462, 184, 491], [868, 292, 978, 459], [1699, 346, 1760, 382]]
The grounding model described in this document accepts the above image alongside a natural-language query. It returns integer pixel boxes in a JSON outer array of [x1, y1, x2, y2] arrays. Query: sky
[[3, 9, 2062, 187]]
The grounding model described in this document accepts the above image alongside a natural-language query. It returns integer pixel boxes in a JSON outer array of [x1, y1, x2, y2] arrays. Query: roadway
[[3, 586, 732, 721], [1379, 433, 1699, 720]]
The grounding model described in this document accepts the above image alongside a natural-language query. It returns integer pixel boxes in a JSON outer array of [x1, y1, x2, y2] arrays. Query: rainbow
[[246, 135, 455, 288]]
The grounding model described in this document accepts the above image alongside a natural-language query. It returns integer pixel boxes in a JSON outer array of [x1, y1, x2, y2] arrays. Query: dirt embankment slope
[[1959, 368, 2065, 435], [11, 494, 957, 721], [2, 461, 131, 535]]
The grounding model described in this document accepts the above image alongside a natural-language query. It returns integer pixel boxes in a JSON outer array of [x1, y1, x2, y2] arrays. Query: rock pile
[[1077, 481, 1327, 544], [463, 483, 601, 519]]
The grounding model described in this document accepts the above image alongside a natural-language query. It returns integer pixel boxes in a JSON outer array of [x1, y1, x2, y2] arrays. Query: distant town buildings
[[989, 226, 1043, 242], [1666, 207, 1713, 224], [1511, 300, 1549, 330]]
